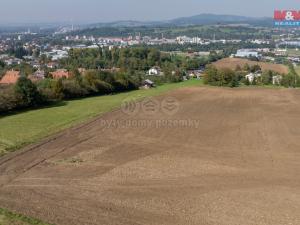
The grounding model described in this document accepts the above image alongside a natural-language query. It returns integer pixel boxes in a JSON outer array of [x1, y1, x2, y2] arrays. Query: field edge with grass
[[0, 208, 53, 225], [0, 79, 203, 157]]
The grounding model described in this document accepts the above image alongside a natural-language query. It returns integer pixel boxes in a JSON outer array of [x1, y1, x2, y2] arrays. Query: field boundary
[[0, 207, 54, 225], [0, 83, 202, 165]]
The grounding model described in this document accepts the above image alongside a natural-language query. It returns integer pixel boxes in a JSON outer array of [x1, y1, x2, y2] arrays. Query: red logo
[[274, 10, 300, 21]]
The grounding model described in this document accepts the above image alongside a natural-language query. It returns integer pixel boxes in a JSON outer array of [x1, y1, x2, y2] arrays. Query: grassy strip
[[0, 208, 53, 225], [0, 79, 203, 156]]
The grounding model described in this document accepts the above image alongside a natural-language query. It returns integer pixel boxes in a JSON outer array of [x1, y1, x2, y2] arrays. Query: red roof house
[[0, 70, 21, 84], [51, 69, 72, 79]]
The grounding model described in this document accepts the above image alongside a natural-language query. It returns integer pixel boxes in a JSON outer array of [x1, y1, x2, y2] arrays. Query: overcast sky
[[0, 0, 298, 24]]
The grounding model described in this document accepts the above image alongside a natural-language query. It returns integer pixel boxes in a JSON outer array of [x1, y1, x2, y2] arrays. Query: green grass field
[[0, 208, 53, 225], [0, 79, 203, 157]]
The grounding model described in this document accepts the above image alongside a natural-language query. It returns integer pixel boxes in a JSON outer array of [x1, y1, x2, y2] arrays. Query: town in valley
[[0, 4, 300, 225]]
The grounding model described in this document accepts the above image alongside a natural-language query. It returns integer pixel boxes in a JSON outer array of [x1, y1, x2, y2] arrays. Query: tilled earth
[[0, 87, 299, 225]]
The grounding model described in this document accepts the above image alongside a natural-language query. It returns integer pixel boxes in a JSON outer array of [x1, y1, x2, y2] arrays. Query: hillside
[[213, 58, 289, 74], [1, 87, 300, 225], [168, 13, 272, 26], [85, 13, 272, 28]]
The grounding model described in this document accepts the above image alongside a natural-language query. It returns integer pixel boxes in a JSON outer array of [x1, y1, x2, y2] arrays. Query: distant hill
[[167, 14, 272, 26], [0, 13, 273, 32], [86, 13, 272, 28], [85, 20, 164, 28]]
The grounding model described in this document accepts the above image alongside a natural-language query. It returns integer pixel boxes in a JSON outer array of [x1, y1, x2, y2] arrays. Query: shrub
[[204, 66, 239, 87], [93, 80, 113, 95], [0, 86, 19, 113], [261, 70, 273, 85], [53, 79, 64, 99], [281, 73, 300, 88], [14, 77, 44, 107], [203, 65, 219, 85], [61, 80, 88, 99], [165, 70, 184, 83], [37, 79, 58, 100], [112, 79, 130, 92], [250, 64, 261, 73]]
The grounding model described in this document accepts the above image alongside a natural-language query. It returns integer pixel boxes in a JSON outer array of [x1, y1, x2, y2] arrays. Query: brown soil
[[213, 58, 289, 74], [0, 87, 300, 225]]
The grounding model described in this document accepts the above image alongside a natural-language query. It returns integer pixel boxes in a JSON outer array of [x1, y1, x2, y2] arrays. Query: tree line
[[203, 63, 300, 88], [1, 47, 216, 113], [59, 47, 209, 72], [0, 70, 139, 113]]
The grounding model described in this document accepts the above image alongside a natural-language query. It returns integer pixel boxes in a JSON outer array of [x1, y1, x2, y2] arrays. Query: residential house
[[263, 56, 275, 62], [0, 70, 20, 84], [28, 70, 45, 82], [0, 54, 9, 60], [51, 69, 71, 79], [188, 71, 196, 78], [142, 79, 155, 89], [4, 58, 22, 66], [187, 70, 203, 79], [148, 66, 162, 76], [245, 72, 261, 83], [272, 75, 282, 85], [45, 50, 68, 61], [274, 49, 287, 56], [236, 49, 259, 58], [288, 57, 300, 63], [30, 61, 41, 69], [47, 62, 59, 69]]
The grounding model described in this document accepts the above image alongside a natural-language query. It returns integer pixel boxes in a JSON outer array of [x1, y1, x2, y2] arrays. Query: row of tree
[[203, 64, 300, 88], [1, 47, 211, 113], [59, 47, 209, 73], [0, 70, 139, 113]]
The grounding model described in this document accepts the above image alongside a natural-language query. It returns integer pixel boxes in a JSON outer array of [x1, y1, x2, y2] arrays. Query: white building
[[250, 39, 270, 45], [272, 75, 282, 85], [45, 50, 68, 61], [176, 36, 192, 44], [245, 73, 261, 83], [4, 58, 22, 66], [192, 37, 202, 44], [274, 49, 287, 56], [264, 56, 275, 62], [236, 49, 259, 58], [148, 66, 162, 76]]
